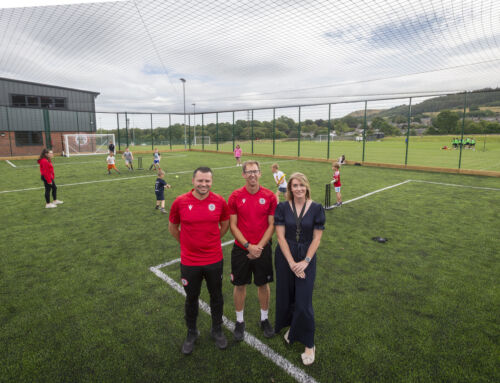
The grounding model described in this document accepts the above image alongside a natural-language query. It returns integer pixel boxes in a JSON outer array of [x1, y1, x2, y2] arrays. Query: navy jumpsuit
[[274, 201, 325, 348]]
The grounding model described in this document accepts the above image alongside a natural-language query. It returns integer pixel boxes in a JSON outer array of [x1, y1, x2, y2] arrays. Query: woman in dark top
[[274, 172, 325, 366]]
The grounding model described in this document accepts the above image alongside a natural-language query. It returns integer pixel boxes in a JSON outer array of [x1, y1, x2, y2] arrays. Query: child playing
[[332, 163, 342, 207], [271, 163, 287, 202], [234, 144, 242, 167], [122, 147, 134, 171], [154, 170, 171, 214], [106, 152, 120, 174], [149, 148, 161, 171]]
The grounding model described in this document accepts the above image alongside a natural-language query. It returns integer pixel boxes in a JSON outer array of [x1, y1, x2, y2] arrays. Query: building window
[[15, 131, 44, 146], [11, 95, 26, 107], [10, 94, 67, 109]]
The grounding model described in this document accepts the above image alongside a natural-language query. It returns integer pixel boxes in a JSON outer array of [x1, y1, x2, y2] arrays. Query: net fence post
[[202, 113, 205, 150], [116, 113, 121, 152], [362, 100, 367, 162], [150, 113, 154, 150], [169, 114, 172, 151], [458, 91, 467, 169], [216, 112, 219, 151], [125, 112, 129, 148], [405, 97, 412, 166], [188, 114, 191, 150], [251, 110, 254, 154], [5, 106, 13, 156], [327, 103, 331, 160], [272, 108, 276, 155], [232, 111, 235, 152], [297, 106, 301, 157]]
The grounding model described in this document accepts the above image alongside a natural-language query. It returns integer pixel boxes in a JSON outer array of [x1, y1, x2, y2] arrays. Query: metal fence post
[[327, 103, 331, 159], [458, 92, 467, 169], [169, 114, 172, 150], [232, 111, 235, 151], [150, 113, 154, 150], [297, 106, 301, 157], [405, 97, 412, 165], [251, 110, 254, 154], [5, 107, 13, 156], [43, 109, 52, 150], [272, 108, 276, 155], [362, 101, 367, 162], [202, 114, 205, 150], [125, 112, 129, 147], [216, 112, 219, 151], [116, 113, 121, 151], [188, 114, 191, 150]]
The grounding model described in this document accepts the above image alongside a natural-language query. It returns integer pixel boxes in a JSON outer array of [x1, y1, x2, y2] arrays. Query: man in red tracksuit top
[[37, 148, 63, 208], [169, 167, 230, 355], [228, 160, 277, 341]]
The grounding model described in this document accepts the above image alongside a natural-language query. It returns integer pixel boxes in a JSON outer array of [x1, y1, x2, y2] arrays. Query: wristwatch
[[244, 242, 250, 249], [304, 257, 311, 263]]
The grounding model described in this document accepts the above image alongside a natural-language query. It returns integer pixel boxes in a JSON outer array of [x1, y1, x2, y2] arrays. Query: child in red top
[[37, 148, 63, 208], [332, 163, 342, 207]]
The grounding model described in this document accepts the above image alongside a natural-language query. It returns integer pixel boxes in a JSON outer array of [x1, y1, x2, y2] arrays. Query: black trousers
[[180, 260, 224, 330], [41, 176, 57, 203]]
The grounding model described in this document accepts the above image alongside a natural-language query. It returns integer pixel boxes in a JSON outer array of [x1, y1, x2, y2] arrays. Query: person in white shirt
[[272, 163, 287, 203], [106, 152, 120, 175]]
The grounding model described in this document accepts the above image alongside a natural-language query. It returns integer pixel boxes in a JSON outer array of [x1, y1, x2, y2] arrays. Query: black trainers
[[155, 206, 159, 210], [260, 319, 275, 338], [234, 321, 245, 341], [211, 327, 228, 350], [181, 329, 199, 355]]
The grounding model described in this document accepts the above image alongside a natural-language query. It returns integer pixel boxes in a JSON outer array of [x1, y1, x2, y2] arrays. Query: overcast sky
[[1, 0, 500, 118]]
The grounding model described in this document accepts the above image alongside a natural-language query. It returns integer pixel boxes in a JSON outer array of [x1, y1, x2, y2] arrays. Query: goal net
[[63, 134, 115, 157], [194, 136, 211, 145]]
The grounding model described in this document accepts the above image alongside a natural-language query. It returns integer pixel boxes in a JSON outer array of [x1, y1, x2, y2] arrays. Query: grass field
[[124, 134, 500, 172], [1, 152, 499, 382]]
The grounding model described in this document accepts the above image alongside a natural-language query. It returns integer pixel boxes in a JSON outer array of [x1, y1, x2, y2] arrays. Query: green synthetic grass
[[128, 134, 500, 172], [1, 152, 499, 383]]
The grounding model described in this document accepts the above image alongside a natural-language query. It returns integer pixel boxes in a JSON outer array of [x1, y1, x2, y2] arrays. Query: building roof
[[0, 77, 100, 96]]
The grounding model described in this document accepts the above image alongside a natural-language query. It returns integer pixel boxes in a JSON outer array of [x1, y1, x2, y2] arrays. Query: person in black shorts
[[227, 160, 278, 341], [155, 170, 171, 213], [108, 141, 115, 154]]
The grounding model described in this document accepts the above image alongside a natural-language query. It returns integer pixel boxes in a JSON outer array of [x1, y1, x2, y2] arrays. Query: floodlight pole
[[192, 103, 196, 145], [180, 78, 186, 149]]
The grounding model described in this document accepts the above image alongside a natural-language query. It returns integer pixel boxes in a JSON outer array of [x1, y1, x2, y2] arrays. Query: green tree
[[432, 110, 460, 134]]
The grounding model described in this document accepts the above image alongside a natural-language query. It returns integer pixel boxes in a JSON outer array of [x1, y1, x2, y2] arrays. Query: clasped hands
[[289, 260, 308, 279], [246, 244, 263, 260]]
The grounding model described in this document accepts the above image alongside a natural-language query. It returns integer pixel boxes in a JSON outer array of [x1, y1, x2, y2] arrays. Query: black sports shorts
[[231, 242, 273, 286]]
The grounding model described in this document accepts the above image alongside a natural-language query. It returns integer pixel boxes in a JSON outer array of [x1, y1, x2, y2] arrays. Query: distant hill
[[360, 88, 500, 119], [347, 109, 383, 118]]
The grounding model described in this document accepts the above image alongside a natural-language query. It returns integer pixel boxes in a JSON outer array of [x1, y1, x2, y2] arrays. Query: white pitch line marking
[[150, 261, 319, 383], [6, 160, 16, 168], [221, 239, 235, 247], [0, 159, 296, 194], [410, 179, 500, 191], [326, 180, 412, 209]]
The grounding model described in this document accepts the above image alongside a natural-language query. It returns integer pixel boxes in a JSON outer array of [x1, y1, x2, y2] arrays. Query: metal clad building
[[0, 77, 99, 157]]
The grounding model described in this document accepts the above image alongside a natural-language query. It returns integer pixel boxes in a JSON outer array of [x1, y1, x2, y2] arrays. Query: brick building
[[0, 77, 99, 157]]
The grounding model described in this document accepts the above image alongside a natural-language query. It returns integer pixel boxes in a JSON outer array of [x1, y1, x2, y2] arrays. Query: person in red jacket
[[38, 149, 63, 208]]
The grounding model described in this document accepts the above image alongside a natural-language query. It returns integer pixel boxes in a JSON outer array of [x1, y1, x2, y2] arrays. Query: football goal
[[63, 134, 115, 157], [194, 136, 211, 145]]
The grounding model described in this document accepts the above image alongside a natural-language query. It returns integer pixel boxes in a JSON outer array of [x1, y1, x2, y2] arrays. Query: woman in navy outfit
[[274, 172, 325, 366]]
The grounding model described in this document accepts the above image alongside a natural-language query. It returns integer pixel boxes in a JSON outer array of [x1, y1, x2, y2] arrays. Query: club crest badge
[[188, 205, 193, 210], [181, 278, 188, 286], [242, 198, 246, 204], [259, 198, 266, 205], [208, 203, 216, 211]]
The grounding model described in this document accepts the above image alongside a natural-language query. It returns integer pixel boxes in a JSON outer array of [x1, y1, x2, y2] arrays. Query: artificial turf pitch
[[1, 152, 499, 382]]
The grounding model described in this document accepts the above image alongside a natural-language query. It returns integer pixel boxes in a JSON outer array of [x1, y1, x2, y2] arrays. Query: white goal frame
[[194, 136, 211, 145], [63, 133, 115, 157]]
